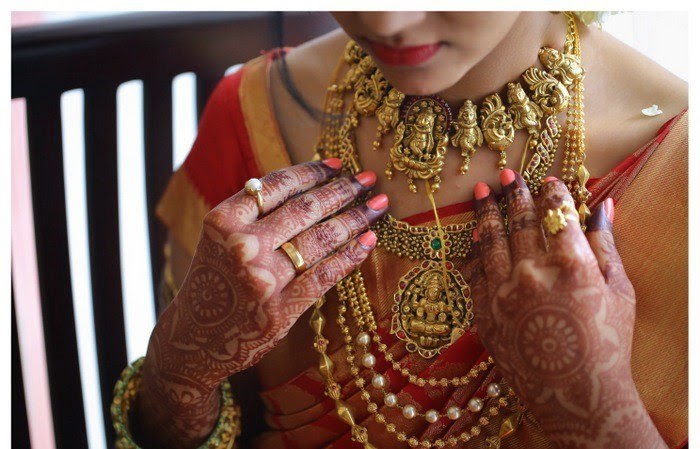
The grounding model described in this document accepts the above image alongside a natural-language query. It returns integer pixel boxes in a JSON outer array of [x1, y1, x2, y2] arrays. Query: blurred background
[[10, 11, 688, 449]]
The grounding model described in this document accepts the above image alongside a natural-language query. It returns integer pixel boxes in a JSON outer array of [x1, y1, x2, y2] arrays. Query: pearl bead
[[468, 398, 483, 413], [371, 374, 386, 389], [244, 178, 262, 192], [486, 383, 501, 398], [355, 332, 371, 347], [425, 409, 439, 423], [402, 404, 417, 419], [384, 393, 397, 407], [446, 406, 461, 420], [361, 353, 376, 368]]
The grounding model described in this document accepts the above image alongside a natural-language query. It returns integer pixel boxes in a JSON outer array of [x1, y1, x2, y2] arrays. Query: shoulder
[[278, 28, 351, 112], [582, 26, 687, 176], [586, 26, 687, 116], [268, 28, 351, 164]]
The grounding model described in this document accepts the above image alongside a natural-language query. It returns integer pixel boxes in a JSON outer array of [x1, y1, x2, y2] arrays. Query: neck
[[437, 12, 566, 111]]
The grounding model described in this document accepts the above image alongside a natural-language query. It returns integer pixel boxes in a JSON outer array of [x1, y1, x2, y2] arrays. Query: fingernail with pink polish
[[322, 158, 342, 170], [358, 230, 377, 249], [472, 228, 480, 243], [544, 176, 558, 184], [367, 194, 389, 211], [355, 170, 377, 188], [474, 182, 490, 200], [604, 198, 615, 223], [500, 169, 516, 187]]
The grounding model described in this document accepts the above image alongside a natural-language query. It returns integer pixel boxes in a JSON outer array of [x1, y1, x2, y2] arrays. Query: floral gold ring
[[281, 242, 307, 274], [244, 178, 265, 217], [542, 201, 579, 236]]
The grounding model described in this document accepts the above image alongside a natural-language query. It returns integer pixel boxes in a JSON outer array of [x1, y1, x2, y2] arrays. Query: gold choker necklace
[[317, 15, 587, 206]]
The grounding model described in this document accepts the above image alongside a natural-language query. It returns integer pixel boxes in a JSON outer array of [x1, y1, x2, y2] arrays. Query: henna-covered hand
[[134, 159, 387, 449], [468, 170, 668, 449]]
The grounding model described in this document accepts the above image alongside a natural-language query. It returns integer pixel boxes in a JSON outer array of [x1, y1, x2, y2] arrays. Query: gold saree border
[[155, 168, 209, 256], [239, 53, 292, 174]]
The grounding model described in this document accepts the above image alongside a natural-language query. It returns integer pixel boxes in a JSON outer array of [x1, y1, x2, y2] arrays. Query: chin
[[379, 66, 460, 97]]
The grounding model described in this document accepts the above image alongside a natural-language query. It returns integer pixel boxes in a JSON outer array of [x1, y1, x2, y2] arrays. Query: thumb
[[585, 199, 635, 299]]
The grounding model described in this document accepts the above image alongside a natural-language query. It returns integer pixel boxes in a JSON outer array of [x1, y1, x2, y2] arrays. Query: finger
[[220, 159, 343, 225], [473, 182, 512, 293], [537, 177, 595, 263], [500, 169, 545, 264], [585, 199, 634, 297], [286, 194, 388, 268], [280, 231, 377, 311], [258, 170, 376, 249], [267, 194, 386, 284]]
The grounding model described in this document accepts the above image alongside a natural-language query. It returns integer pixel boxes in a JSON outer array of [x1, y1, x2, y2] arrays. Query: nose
[[357, 12, 427, 41]]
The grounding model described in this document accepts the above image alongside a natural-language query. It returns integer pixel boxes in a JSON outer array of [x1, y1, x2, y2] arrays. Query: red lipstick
[[366, 40, 442, 67]]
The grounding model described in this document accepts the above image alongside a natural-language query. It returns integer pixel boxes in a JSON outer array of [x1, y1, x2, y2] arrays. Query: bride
[[112, 12, 687, 449]]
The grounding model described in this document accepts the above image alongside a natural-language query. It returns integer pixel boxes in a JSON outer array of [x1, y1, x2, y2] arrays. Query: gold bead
[[319, 353, 334, 378], [336, 401, 356, 426]]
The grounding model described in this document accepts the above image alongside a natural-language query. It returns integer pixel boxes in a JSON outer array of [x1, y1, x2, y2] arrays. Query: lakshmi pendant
[[390, 260, 474, 359]]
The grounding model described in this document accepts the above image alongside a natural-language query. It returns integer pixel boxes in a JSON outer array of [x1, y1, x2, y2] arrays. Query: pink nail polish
[[500, 169, 516, 186], [355, 171, 377, 187], [472, 228, 479, 243], [358, 230, 377, 248], [544, 176, 558, 183], [367, 194, 389, 211], [474, 182, 490, 200], [322, 158, 342, 170], [604, 198, 615, 223]]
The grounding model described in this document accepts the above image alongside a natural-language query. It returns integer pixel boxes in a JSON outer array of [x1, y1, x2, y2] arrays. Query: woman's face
[[331, 12, 522, 96]]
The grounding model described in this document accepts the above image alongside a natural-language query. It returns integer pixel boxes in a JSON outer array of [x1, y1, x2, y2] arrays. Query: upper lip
[[358, 36, 443, 67]]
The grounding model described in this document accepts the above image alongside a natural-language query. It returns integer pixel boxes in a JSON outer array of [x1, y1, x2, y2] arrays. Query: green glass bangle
[[111, 357, 241, 449]]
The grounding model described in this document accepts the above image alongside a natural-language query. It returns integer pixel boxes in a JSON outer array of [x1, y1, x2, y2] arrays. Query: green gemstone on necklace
[[430, 237, 442, 251]]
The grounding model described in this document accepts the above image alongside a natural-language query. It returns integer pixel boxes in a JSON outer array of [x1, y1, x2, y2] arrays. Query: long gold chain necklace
[[311, 12, 588, 448]]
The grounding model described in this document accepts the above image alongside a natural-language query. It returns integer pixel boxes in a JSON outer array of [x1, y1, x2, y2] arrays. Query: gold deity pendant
[[451, 100, 483, 175], [387, 96, 450, 193], [390, 260, 474, 359], [480, 93, 515, 170]]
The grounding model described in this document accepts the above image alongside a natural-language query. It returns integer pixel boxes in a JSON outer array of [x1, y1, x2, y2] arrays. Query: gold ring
[[542, 201, 579, 236], [244, 178, 264, 217], [281, 242, 307, 274]]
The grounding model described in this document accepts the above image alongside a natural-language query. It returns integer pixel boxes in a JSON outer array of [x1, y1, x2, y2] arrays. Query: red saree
[[156, 50, 688, 448]]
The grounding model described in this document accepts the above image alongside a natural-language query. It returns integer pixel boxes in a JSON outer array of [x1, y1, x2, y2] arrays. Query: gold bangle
[[281, 242, 307, 274], [111, 357, 241, 449]]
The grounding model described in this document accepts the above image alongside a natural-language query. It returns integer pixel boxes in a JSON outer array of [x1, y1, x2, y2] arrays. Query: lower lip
[[366, 40, 442, 67]]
